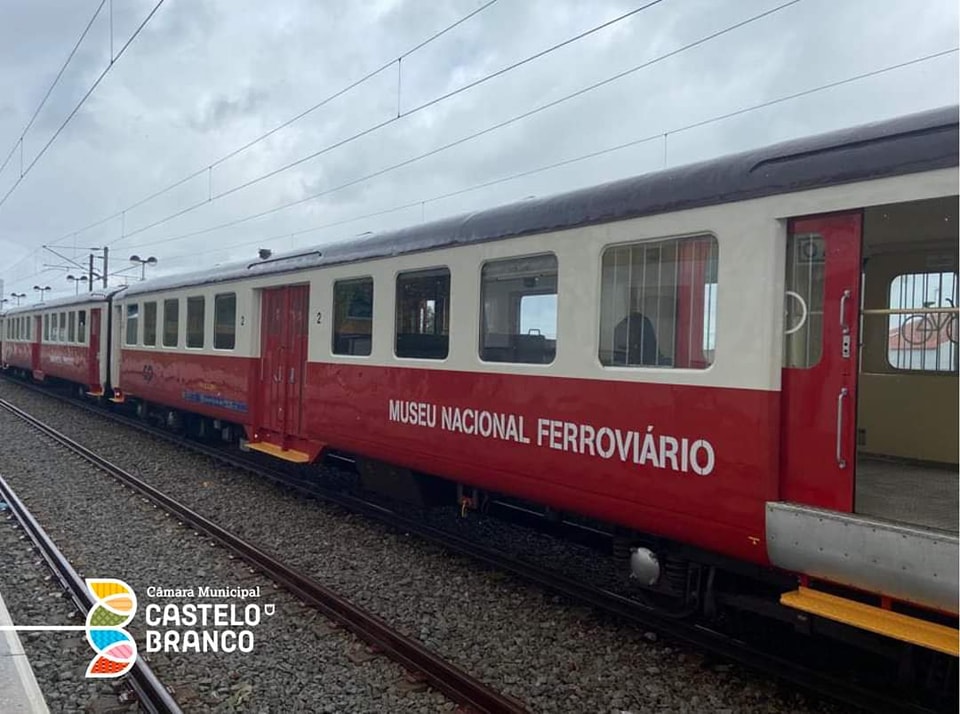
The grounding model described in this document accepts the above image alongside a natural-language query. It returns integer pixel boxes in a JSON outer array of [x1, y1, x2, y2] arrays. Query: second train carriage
[[1, 292, 113, 396], [9, 105, 959, 658]]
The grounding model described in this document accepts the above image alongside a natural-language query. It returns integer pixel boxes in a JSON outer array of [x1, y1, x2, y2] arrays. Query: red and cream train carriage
[[2, 292, 112, 396], [67, 106, 960, 657]]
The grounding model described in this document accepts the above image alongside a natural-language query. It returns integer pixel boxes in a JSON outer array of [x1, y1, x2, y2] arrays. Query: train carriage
[[2, 292, 113, 397], [108, 105, 957, 656]]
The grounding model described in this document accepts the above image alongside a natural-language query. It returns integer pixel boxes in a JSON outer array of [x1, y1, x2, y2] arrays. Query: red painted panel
[[257, 285, 310, 443], [259, 289, 286, 433], [3, 342, 34, 370], [39, 344, 93, 386], [88, 309, 101, 389], [301, 364, 779, 564], [286, 285, 309, 436], [119, 349, 256, 424], [780, 213, 862, 511]]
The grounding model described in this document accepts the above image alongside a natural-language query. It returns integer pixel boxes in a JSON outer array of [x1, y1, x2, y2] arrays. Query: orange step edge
[[245, 441, 312, 464], [781, 586, 959, 657]]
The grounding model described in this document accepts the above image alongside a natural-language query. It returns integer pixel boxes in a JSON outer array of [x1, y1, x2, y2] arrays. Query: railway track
[[0, 375, 954, 714], [0, 473, 182, 714], [0, 396, 527, 714]]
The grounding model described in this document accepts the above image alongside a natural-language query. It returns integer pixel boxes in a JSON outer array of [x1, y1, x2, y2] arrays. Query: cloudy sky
[[0, 0, 956, 302]]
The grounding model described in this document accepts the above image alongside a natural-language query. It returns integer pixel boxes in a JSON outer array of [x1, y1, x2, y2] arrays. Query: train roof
[[121, 105, 959, 298], [1, 289, 121, 317]]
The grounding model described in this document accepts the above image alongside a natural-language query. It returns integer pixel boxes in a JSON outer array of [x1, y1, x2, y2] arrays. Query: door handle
[[836, 387, 849, 469], [839, 289, 851, 334], [288, 368, 295, 384], [274, 367, 282, 383]]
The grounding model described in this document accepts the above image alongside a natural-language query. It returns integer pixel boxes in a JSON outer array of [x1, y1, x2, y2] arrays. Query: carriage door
[[258, 286, 309, 441], [780, 212, 862, 511], [88, 309, 101, 391]]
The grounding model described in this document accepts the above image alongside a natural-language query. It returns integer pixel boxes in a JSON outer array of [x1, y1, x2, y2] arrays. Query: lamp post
[[10, 292, 26, 306], [32, 285, 51, 302], [67, 274, 89, 295], [129, 255, 157, 281]]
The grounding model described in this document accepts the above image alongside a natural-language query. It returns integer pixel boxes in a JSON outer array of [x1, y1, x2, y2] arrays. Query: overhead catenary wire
[[47, 0, 504, 244], [0, 0, 167, 213], [108, 0, 803, 250], [149, 46, 958, 267], [0, 0, 107, 179], [60, 0, 670, 249], [6, 45, 955, 290]]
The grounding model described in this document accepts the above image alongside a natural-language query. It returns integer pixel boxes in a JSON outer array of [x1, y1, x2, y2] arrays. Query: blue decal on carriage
[[181, 391, 248, 413]]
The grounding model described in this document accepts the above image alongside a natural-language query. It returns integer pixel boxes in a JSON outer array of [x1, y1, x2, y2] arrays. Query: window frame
[[885, 270, 958, 374], [394, 266, 451, 361], [125, 303, 139, 346], [186, 295, 205, 349], [332, 277, 373, 357], [596, 233, 719, 371], [142, 301, 158, 347], [162, 298, 180, 348], [478, 252, 559, 365], [213, 292, 237, 351]]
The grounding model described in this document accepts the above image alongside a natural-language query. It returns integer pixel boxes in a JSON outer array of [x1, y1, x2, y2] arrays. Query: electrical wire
[[110, 0, 803, 249], [146, 46, 959, 268], [0, 0, 166, 212], [66, 0, 669, 247], [0, 0, 106, 179], [47, 0, 504, 244]]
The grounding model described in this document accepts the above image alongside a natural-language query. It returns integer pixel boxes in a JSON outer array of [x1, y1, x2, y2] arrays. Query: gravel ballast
[[0, 379, 840, 713], [0, 405, 454, 713]]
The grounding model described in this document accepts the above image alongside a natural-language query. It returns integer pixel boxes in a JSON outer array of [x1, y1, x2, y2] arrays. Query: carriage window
[[143, 302, 157, 346], [333, 279, 372, 356], [480, 254, 557, 364], [68, 312, 76, 342], [887, 272, 957, 373], [163, 299, 179, 347], [125, 304, 139, 345], [187, 296, 205, 348], [78, 310, 87, 344], [59, 312, 66, 342], [599, 236, 718, 368], [214, 293, 236, 350], [43, 314, 49, 341], [395, 268, 450, 359], [783, 232, 824, 368]]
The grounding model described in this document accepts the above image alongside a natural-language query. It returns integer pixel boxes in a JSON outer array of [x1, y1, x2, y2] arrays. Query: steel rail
[[0, 473, 183, 714], [0, 377, 953, 714], [0, 398, 527, 714]]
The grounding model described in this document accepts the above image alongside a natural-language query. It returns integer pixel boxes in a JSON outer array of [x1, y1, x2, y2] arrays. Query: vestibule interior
[[856, 196, 959, 532]]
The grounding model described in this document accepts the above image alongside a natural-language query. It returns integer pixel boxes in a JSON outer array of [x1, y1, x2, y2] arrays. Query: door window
[[783, 233, 825, 368]]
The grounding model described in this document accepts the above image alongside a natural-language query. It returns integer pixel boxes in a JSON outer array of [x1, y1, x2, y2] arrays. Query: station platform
[[0, 590, 49, 713]]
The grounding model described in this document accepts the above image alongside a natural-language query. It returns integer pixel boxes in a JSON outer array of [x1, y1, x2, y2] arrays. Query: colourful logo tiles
[[84, 578, 138, 678]]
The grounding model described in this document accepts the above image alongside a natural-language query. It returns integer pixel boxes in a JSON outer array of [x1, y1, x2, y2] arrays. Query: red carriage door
[[257, 285, 310, 442], [260, 288, 288, 434], [285, 285, 309, 436], [31, 315, 42, 376], [88, 309, 101, 392], [780, 212, 862, 511]]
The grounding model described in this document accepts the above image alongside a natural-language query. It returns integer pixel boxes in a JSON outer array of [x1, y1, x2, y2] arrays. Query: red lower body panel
[[118, 350, 256, 424], [302, 364, 780, 565], [39, 344, 98, 390], [2, 343, 34, 371]]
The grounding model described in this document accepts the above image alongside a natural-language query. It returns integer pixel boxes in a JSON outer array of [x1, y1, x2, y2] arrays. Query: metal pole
[[102, 247, 109, 289], [88, 254, 94, 292]]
